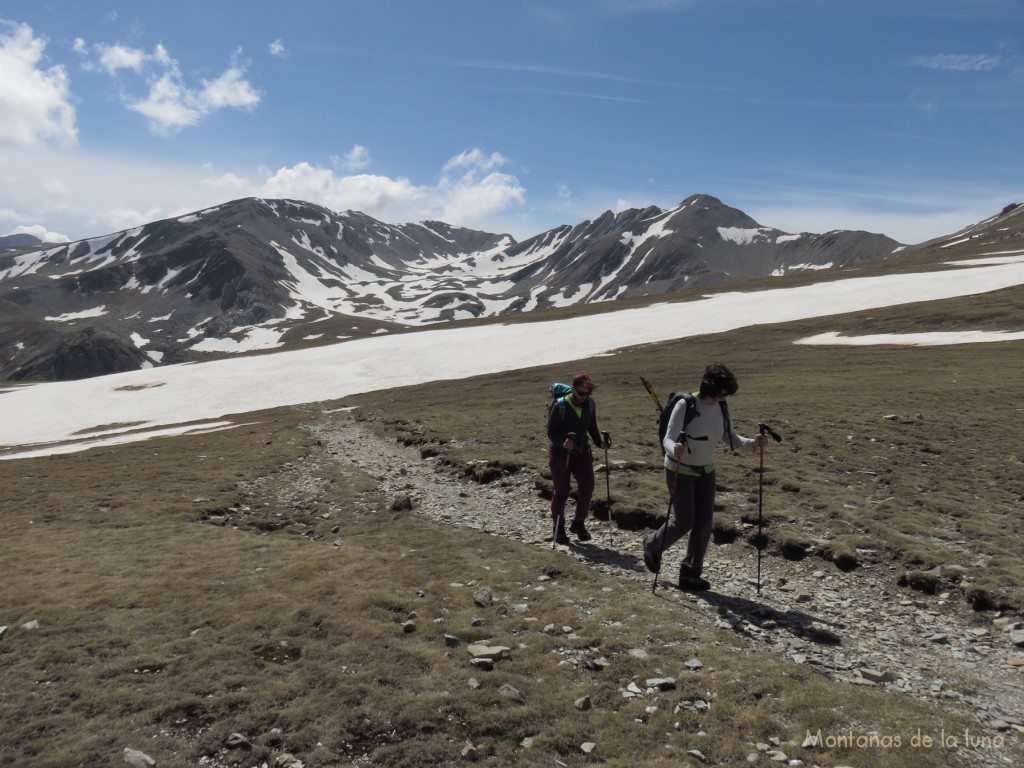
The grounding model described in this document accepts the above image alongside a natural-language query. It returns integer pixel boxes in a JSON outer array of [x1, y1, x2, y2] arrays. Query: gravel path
[[289, 411, 1023, 765]]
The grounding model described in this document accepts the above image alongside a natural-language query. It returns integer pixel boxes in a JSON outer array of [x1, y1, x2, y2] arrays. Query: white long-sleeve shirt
[[663, 394, 756, 473]]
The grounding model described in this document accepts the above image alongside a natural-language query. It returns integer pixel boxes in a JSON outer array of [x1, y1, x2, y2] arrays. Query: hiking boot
[[643, 543, 661, 574], [569, 518, 592, 542], [678, 574, 711, 592], [554, 524, 571, 546]]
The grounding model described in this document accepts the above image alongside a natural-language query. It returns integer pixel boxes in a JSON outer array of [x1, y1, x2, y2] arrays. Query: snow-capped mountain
[[0, 194, 907, 381]]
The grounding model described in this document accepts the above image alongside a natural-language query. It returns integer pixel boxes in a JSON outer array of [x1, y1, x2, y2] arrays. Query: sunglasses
[[574, 388, 592, 398]]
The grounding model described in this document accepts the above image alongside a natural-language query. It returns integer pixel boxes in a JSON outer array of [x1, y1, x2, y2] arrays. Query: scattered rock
[[289, 414, 1024, 755], [123, 748, 156, 767], [859, 668, 895, 684], [646, 677, 677, 691], [473, 588, 493, 608], [467, 644, 509, 660], [575, 695, 592, 711], [498, 683, 524, 702], [225, 733, 252, 749]]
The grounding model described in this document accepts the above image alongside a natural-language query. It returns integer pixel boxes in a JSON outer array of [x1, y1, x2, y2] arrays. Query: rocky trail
[[237, 410, 1023, 766]]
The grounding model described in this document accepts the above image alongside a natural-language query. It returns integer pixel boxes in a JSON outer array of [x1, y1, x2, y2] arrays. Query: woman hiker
[[643, 362, 769, 590], [547, 371, 610, 545]]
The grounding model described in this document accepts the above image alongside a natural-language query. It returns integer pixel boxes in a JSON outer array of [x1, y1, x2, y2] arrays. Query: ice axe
[[756, 422, 783, 595]]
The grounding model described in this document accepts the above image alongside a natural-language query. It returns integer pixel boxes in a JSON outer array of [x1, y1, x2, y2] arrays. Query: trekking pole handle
[[758, 423, 783, 443], [601, 431, 611, 449]]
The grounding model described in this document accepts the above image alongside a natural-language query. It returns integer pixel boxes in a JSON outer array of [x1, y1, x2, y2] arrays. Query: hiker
[[547, 371, 610, 545], [642, 363, 768, 590]]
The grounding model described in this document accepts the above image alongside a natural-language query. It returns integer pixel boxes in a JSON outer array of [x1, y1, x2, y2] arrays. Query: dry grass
[[0, 398, 1004, 767], [2, 263, 1023, 766], [353, 284, 1024, 611]]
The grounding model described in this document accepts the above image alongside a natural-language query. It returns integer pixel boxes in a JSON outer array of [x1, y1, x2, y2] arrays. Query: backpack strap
[[721, 400, 735, 451]]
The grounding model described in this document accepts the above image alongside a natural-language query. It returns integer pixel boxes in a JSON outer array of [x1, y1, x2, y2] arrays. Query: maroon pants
[[548, 448, 595, 523]]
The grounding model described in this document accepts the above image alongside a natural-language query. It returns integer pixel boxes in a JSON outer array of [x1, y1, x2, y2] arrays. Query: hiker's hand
[[753, 434, 768, 450], [673, 443, 685, 461], [562, 435, 576, 450]]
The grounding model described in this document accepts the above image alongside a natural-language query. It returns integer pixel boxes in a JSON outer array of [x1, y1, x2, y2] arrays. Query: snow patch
[[796, 330, 1024, 346], [718, 227, 770, 245], [46, 306, 108, 322]]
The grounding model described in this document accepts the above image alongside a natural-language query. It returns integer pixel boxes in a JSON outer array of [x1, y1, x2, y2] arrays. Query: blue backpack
[[547, 382, 593, 420]]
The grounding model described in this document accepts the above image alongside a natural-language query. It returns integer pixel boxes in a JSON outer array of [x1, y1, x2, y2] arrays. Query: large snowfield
[[2, 253, 1023, 460]]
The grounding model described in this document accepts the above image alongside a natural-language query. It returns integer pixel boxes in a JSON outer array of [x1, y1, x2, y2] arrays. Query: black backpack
[[657, 392, 733, 455]]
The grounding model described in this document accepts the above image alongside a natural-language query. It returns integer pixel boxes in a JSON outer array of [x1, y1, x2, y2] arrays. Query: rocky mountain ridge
[[0, 192, 968, 382]]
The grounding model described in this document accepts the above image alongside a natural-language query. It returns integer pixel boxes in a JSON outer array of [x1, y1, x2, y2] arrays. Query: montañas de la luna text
[[804, 728, 1006, 751]]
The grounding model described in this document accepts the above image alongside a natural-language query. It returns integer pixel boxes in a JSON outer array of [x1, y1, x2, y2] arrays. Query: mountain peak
[[0, 194, 910, 381]]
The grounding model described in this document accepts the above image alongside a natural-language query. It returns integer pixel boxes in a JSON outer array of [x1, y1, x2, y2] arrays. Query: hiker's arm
[[723, 424, 757, 453], [663, 400, 687, 458], [588, 401, 604, 448], [546, 403, 563, 446]]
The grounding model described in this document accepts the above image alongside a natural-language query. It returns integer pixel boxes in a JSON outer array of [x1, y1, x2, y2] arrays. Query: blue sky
[[1, 0, 1022, 244]]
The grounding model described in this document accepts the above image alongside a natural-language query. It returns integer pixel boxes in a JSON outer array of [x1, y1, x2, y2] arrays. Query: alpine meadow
[[1, 196, 1023, 768]]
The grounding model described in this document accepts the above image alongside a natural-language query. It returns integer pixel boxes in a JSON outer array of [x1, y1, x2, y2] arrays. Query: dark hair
[[572, 371, 598, 391], [699, 362, 738, 398]]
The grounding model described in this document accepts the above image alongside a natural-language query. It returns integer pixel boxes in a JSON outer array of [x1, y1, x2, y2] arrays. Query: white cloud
[[201, 172, 250, 190], [437, 150, 526, 225], [104, 206, 165, 232], [77, 39, 260, 135], [910, 54, 1001, 72], [5, 223, 69, 242], [337, 144, 371, 172], [199, 65, 260, 110], [0, 22, 77, 147], [130, 70, 203, 134], [443, 148, 507, 174], [0, 142, 529, 242], [268, 39, 286, 58], [96, 43, 148, 74], [254, 148, 525, 227]]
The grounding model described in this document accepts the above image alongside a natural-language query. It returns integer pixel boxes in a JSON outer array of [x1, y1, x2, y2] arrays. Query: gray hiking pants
[[644, 469, 716, 577]]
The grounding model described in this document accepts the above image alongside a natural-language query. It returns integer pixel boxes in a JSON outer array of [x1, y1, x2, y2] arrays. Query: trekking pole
[[652, 467, 680, 593], [756, 423, 783, 595], [602, 431, 612, 546]]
